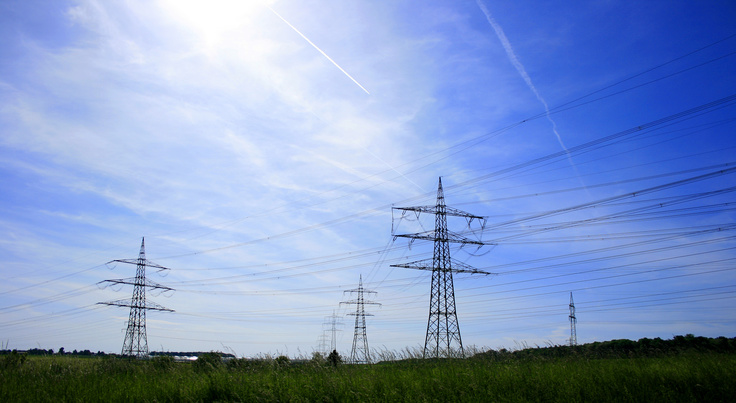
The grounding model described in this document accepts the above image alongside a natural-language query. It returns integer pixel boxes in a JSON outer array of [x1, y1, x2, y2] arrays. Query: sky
[[1, 0, 735, 358]]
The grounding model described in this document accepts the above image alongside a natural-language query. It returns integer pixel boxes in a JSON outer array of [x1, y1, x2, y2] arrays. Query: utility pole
[[98, 237, 174, 358], [569, 292, 577, 346], [340, 275, 380, 364], [392, 177, 494, 358]]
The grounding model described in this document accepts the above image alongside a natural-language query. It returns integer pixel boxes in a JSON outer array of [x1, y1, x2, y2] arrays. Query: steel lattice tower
[[569, 292, 577, 346], [392, 178, 493, 358], [323, 311, 343, 353], [340, 275, 380, 364], [98, 238, 174, 358], [317, 332, 330, 356]]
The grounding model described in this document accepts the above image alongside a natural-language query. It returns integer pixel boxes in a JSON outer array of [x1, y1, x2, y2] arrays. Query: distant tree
[[58, 347, 65, 355], [27, 348, 48, 356], [327, 350, 342, 367]]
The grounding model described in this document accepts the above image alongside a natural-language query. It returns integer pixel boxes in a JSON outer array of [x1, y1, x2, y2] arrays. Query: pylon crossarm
[[444, 206, 485, 220], [342, 300, 381, 306], [343, 288, 378, 295], [448, 260, 494, 275], [393, 205, 485, 220], [347, 312, 375, 317], [107, 259, 171, 272], [107, 258, 139, 265], [98, 278, 175, 292], [391, 258, 492, 275], [394, 230, 488, 246], [142, 262, 170, 272], [97, 299, 174, 312]]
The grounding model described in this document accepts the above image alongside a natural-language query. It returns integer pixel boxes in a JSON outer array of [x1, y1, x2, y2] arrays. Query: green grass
[[1, 352, 734, 402]]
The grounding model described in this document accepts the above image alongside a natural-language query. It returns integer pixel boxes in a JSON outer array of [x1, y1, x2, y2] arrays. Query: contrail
[[267, 6, 370, 95], [476, 0, 566, 150], [266, 5, 420, 191]]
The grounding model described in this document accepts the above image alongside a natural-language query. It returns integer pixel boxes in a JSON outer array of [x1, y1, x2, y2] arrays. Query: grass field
[[2, 350, 734, 402]]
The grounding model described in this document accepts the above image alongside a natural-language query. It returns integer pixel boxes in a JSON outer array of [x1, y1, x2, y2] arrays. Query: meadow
[[2, 337, 735, 402]]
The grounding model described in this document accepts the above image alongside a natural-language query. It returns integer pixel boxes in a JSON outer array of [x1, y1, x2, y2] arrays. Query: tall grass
[[1, 352, 734, 401]]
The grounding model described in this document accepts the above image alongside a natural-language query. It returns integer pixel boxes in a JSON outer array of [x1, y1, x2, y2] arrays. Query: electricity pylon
[[98, 237, 174, 358], [317, 331, 330, 356], [340, 275, 380, 364], [323, 311, 343, 353], [392, 177, 494, 358], [569, 292, 577, 346]]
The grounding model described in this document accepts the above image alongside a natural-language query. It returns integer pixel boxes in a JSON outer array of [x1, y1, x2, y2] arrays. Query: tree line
[[473, 334, 736, 361]]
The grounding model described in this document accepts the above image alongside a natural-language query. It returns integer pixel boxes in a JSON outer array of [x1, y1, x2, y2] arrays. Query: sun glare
[[160, 0, 269, 45]]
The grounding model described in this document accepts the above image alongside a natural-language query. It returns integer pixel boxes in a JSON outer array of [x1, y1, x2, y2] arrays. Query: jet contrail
[[267, 6, 370, 95], [265, 5, 420, 190], [476, 0, 566, 150]]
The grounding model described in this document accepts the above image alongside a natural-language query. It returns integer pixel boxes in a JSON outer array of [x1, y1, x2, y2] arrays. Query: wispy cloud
[[1, 0, 734, 357]]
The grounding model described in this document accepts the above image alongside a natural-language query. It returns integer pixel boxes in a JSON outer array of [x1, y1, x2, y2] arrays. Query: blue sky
[[1, 0, 735, 357]]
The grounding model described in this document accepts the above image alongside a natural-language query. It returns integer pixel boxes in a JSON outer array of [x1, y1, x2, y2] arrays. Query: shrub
[[275, 355, 291, 368], [151, 355, 175, 371], [1, 350, 27, 370], [226, 358, 273, 372], [194, 352, 222, 372], [310, 351, 327, 367]]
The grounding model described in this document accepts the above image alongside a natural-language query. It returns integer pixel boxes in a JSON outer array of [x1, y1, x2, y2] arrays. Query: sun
[[159, 0, 271, 46]]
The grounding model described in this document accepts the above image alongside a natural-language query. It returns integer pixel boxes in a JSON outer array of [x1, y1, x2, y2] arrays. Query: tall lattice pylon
[[569, 292, 577, 346], [98, 237, 174, 358], [316, 331, 330, 356], [392, 178, 493, 358], [323, 311, 343, 353], [340, 275, 380, 364]]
